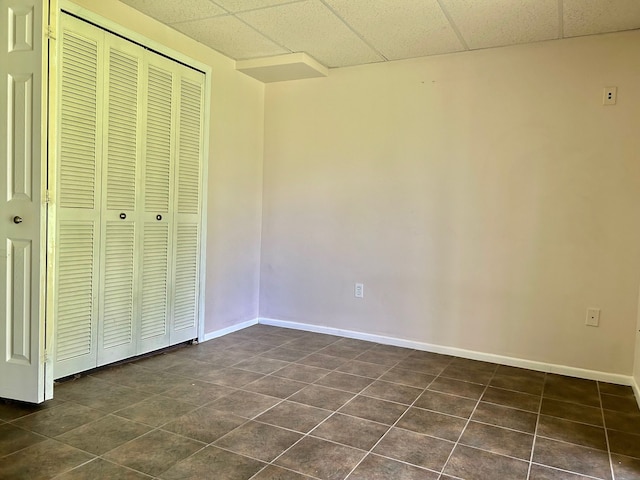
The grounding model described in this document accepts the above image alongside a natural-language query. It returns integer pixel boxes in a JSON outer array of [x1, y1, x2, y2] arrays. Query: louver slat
[[106, 48, 138, 211], [177, 79, 202, 215], [173, 224, 198, 331], [145, 66, 172, 213], [140, 224, 169, 339], [59, 32, 98, 210], [56, 223, 95, 360], [102, 222, 135, 348]]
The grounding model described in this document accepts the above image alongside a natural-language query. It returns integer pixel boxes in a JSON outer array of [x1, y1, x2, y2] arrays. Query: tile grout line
[[249, 352, 408, 479], [598, 381, 617, 480], [438, 363, 501, 478], [210, 345, 393, 478], [525, 372, 547, 480], [343, 355, 457, 479]]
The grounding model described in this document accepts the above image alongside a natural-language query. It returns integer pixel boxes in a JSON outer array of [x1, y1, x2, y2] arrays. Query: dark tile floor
[[1, 324, 639, 479]]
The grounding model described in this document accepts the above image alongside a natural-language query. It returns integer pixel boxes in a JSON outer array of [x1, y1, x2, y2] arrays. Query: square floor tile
[[289, 385, 354, 411], [607, 430, 640, 459], [611, 453, 640, 480], [255, 401, 331, 433], [243, 376, 307, 398], [471, 402, 537, 433], [234, 357, 291, 375], [273, 364, 331, 383], [104, 429, 203, 476], [0, 398, 63, 421], [0, 423, 46, 457], [252, 465, 313, 479], [311, 413, 388, 450], [459, 421, 533, 460], [214, 421, 301, 462], [482, 387, 540, 412], [339, 395, 408, 425], [543, 375, 600, 408], [603, 409, 640, 434], [276, 436, 365, 480], [54, 377, 152, 413], [161, 405, 246, 443], [336, 360, 389, 379], [0, 439, 94, 480], [56, 415, 151, 455], [444, 444, 529, 480], [532, 437, 612, 479], [315, 372, 374, 394], [159, 446, 265, 480], [540, 398, 603, 427], [12, 402, 103, 437], [347, 453, 439, 480], [54, 458, 150, 480], [361, 380, 422, 405], [396, 407, 466, 441], [379, 366, 436, 388], [161, 380, 234, 406], [428, 377, 486, 400], [114, 396, 196, 427], [537, 415, 607, 451], [198, 368, 264, 387], [414, 390, 477, 418], [207, 390, 281, 418], [372, 427, 453, 471], [296, 353, 347, 369], [528, 463, 596, 479], [601, 394, 640, 414]]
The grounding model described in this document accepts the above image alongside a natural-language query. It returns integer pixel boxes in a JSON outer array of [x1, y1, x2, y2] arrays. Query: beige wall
[[69, 0, 265, 334], [261, 31, 640, 375]]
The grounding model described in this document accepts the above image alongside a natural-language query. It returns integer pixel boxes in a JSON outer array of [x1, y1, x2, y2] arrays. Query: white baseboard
[[633, 376, 640, 410], [257, 317, 635, 386], [201, 318, 258, 342]]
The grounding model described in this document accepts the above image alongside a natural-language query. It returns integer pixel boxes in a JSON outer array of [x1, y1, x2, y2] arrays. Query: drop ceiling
[[119, 0, 640, 69]]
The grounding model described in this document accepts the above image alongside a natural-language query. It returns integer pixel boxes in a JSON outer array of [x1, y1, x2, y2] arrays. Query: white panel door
[[53, 14, 103, 379], [171, 70, 205, 344], [137, 54, 176, 354], [0, 0, 50, 402], [96, 32, 142, 366]]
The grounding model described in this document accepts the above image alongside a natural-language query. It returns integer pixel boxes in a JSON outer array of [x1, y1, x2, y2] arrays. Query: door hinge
[[45, 25, 56, 40], [45, 190, 51, 204]]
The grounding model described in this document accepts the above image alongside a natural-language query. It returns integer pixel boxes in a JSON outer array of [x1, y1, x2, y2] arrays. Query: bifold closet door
[[96, 32, 143, 366], [171, 69, 204, 344], [54, 13, 205, 378], [53, 15, 103, 378], [137, 53, 177, 355]]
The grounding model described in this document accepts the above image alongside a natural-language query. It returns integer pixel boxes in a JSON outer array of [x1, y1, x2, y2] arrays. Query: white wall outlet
[[354, 283, 364, 298], [603, 87, 617, 105], [586, 308, 600, 327]]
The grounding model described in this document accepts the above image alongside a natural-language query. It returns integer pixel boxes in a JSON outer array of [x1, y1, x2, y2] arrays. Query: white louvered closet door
[[53, 15, 103, 378], [171, 68, 205, 344], [96, 33, 143, 366], [137, 54, 177, 354]]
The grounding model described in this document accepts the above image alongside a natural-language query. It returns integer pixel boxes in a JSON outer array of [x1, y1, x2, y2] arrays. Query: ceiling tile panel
[[120, 0, 226, 24], [238, 0, 384, 67], [439, 0, 559, 50], [563, 0, 640, 37], [213, 0, 304, 13], [171, 15, 289, 59], [324, 0, 464, 60]]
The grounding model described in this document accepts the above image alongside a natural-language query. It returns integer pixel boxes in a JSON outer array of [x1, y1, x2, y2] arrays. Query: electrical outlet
[[586, 308, 600, 327], [354, 283, 364, 298], [603, 87, 617, 105]]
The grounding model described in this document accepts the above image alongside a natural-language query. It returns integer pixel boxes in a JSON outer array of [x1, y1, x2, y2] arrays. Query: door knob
[[13, 216, 23, 224], [119, 213, 126, 220], [156, 214, 162, 221]]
